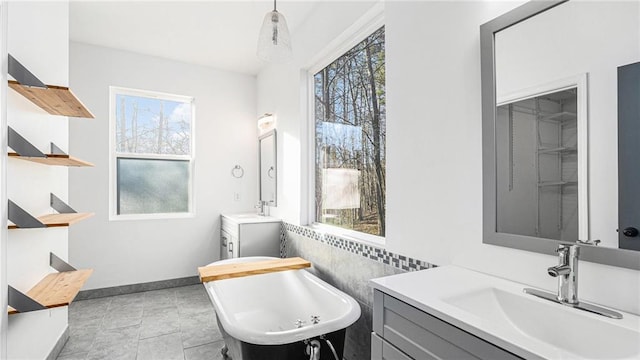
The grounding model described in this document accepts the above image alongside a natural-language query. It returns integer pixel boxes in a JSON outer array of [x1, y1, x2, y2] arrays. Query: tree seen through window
[[314, 27, 386, 236]]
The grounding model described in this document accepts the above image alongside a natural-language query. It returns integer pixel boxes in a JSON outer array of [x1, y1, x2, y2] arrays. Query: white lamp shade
[[257, 10, 292, 62], [258, 113, 276, 130]]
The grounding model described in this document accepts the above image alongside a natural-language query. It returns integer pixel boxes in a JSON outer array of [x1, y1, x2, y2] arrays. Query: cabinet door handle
[[623, 227, 639, 237], [229, 242, 234, 252], [222, 236, 227, 246]]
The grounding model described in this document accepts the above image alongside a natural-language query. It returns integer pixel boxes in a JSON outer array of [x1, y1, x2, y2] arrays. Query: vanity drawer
[[221, 216, 239, 237], [372, 332, 416, 360], [373, 290, 521, 360]]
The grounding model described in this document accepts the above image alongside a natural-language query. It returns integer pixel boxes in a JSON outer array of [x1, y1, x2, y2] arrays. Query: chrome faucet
[[547, 244, 579, 304], [524, 243, 623, 319], [255, 200, 266, 216]]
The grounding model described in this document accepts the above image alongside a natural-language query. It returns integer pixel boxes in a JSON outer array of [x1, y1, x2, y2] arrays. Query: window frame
[[305, 4, 385, 245], [109, 86, 196, 221]]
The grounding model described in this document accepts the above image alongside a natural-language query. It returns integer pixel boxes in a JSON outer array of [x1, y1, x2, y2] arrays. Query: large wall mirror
[[481, 0, 640, 269], [259, 129, 277, 206]]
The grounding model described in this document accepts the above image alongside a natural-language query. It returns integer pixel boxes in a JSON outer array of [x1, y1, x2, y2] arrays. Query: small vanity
[[370, 266, 640, 360], [220, 213, 281, 260]]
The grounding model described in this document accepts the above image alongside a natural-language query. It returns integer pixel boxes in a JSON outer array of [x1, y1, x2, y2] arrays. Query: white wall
[[6, 2, 70, 359], [0, 3, 7, 359], [69, 42, 258, 290], [257, 0, 640, 315]]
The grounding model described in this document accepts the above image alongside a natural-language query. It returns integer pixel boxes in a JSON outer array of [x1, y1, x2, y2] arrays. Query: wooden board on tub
[[198, 257, 311, 283]]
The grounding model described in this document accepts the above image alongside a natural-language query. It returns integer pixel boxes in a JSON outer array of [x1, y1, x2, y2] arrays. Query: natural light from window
[[110, 87, 194, 218], [313, 26, 386, 237]]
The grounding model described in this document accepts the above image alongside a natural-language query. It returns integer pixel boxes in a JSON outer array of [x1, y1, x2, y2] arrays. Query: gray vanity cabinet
[[220, 214, 281, 259], [372, 289, 522, 360]]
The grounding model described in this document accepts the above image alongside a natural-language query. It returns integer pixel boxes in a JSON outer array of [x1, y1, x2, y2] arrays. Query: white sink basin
[[446, 287, 640, 359], [371, 266, 640, 359]]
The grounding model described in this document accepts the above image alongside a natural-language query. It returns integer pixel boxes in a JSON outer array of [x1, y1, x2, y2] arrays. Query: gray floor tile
[[145, 287, 177, 299], [59, 285, 224, 360], [144, 288, 177, 310], [177, 300, 215, 317], [69, 320, 102, 337], [175, 285, 208, 303], [58, 329, 97, 358], [139, 307, 181, 340], [108, 292, 147, 308], [69, 298, 110, 328], [70, 298, 112, 315], [62, 307, 103, 357], [144, 303, 179, 317], [176, 286, 214, 317], [179, 313, 223, 349], [56, 352, 88, 360], [86, 325, 140, 360], [137, 332, 185, 360], [101, 307, 144, 330], [69, 311, 104, 329], [176, 284, 206, 295], [183, 340, 225, 360]]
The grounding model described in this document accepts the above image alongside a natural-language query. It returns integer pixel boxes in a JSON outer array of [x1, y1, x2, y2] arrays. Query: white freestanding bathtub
[[203, 256, 361, 360]]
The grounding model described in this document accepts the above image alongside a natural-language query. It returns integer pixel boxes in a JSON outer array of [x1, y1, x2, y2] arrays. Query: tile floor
[[57, 284, 225, 360]]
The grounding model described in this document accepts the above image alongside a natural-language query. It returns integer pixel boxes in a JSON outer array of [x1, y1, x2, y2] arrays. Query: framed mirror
[[259, 129, 277, 206], [481, 0, 640, 269]]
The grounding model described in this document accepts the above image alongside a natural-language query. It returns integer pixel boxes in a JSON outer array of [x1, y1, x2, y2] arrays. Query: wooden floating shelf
[[9, 80, 94, 118], [8, 152, 94, 167], [198, 257, 311, 283], [8, 269, 93, 315], [8, 212, 94, 229]]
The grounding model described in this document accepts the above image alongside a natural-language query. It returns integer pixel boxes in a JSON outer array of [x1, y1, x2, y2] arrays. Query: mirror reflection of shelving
[[496, 88, 578, 241]]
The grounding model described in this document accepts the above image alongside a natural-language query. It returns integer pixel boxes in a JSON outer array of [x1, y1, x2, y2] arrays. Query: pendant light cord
[[273, 0, 277, 12]]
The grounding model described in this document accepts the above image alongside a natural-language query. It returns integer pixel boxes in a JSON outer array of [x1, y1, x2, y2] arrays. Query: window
[[313, 26, 386, 238], [110, 87, 194, 219]]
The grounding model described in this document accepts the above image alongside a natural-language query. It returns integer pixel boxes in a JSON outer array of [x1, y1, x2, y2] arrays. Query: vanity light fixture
[[258, 113, 276, 131], [257, 0, 292, 62]]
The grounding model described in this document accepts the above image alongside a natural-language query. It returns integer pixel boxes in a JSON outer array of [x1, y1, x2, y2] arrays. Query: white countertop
[[370, 265, 640, 360], [221, 213, 281, 224]]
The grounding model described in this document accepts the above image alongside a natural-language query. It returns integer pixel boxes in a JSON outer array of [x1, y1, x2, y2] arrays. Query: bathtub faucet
[[305, 339, 321, 360]]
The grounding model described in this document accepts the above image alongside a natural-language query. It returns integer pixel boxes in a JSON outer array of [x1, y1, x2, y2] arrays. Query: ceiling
[[69, 1, 320, 75]]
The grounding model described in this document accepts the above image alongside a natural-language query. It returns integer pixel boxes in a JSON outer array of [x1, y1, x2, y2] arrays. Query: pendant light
[[257, 0, 292, 62]]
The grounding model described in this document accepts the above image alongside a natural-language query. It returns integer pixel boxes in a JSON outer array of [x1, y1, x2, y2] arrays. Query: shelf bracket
[[50, 142, 66, 155], [50, 193, 77, 214], [8, 286, 46, 313], [8, 54, 46, 88], [50, 252, 76, 272], [8, 200, 46, 228], [8, 127, 46, 158]]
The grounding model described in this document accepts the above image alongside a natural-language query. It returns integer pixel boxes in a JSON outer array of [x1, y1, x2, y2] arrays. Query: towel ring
[[267, 166, 275, 179], [231, 165, 244, 178]]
